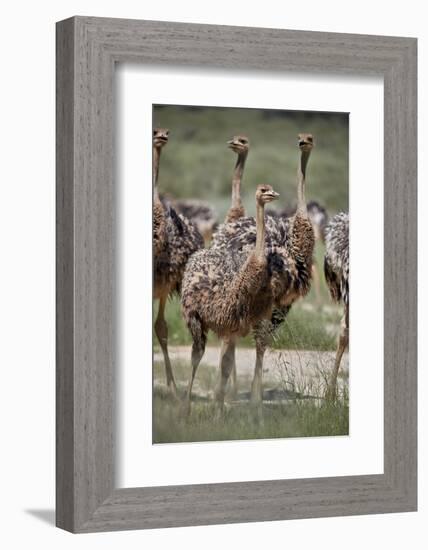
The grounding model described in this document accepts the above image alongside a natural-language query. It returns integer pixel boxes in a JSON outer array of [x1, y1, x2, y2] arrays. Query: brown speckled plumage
[[225, 205, 246, 224], [154, 200, 204, 298], [182, 249, 273, 338], [212, 215, 313, 307], [324, 212, 349, 306], [170, 198, 218, 243], [267, 200, 328, 305], [153, 201, 166, 257], [268, 200, 329, 243], [288, 214, 315, 297], [324, 212, 349, 399]]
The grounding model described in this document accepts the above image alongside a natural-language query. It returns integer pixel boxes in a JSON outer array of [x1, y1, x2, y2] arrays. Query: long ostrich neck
[[153, 144, 167, 255], [292, 147, 315, 269], [229, 197, 267, 311], [296, 149, 311, 216], [153, 146, 162, 201], [254, 199, 266, 261], [231, 152, 247, 208]]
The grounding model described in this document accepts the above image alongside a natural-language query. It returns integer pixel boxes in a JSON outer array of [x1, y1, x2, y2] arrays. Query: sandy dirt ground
[[154, 346, 349, 400]]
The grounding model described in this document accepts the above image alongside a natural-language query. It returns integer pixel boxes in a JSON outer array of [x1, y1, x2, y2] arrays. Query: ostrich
[[225, 135, 250, 223], [324, 212, 349, 399], [153, 127, 204, 395], [181, 184, 280, 413], [212, 134, 315, 403], [221, 134, 250, 396]]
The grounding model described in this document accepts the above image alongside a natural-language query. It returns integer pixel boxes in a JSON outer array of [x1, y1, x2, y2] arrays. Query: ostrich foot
[[325, 383, 338, 402], [250, 379, 263, 405], [226, 385, 238, 402], [250, 389, 263, 405], [248, 403, 264, 426], [213, 402, 228, 424], [166, 381, 180, 402], [213, 390, 227, 420], [213, 408, 223, 424], [179, 397, 192, 418]]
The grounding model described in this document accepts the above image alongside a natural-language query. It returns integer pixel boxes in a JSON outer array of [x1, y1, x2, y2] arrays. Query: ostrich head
[[298, 133, 314, 152], [227, 135, 250, 154], [153, 127, 169, 148], [256, 184, 280, 205]]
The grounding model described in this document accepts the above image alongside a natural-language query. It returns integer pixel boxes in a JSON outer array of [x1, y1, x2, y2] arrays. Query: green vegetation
[[152, 361, 349, 444], [153, 397, 349, 444], [154, 105, 348, 219]]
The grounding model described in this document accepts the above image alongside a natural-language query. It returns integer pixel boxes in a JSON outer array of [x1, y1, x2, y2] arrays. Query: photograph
[[1, 2, 418, 542], [152, 104, 349, 444]]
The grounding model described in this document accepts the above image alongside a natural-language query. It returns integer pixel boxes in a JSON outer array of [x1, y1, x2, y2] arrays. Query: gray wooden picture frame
[[56, 16, 417, 533]]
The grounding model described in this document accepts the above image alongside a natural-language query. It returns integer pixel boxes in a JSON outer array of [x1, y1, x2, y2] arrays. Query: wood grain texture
[[56, 16, 417, 533]]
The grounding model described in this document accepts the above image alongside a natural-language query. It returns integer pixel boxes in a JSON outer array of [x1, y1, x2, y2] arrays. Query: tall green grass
[[153, 359, 349, 444], [153, 397, 349, 444]]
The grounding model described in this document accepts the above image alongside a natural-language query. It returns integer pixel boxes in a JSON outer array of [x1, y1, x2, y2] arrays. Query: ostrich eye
[[308, 136, 313, 142], [153, 130, 156, 136]]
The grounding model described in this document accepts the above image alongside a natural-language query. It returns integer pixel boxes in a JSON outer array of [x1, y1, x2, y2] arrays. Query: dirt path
[[154, 345, 349, 397]]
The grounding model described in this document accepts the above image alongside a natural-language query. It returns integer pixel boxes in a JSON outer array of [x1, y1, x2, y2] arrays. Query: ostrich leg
[[183, 317, 206, 415], [227, 345, 238, 400], [251, 335, 267, 404], [327, 304, 349, 400], [311, 262, 322, 306], [215, 337, 236, 413], [154, 294, 177, 396]]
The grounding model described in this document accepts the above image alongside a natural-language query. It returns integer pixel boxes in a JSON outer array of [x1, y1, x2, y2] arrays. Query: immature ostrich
[[181, 184, 280, 413], [225, 135, 250, 223], [153, 128, 169, 256], [153, 128, 204, 394], [223, 134, 250, 395], [324, 212, 349, 399], [212, 134, 315, 403]]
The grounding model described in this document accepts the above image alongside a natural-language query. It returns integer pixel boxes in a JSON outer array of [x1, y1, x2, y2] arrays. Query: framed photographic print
[[56, 16, 417, 532]]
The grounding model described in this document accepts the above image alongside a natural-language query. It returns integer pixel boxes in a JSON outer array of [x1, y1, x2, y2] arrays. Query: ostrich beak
[[266, 191, 280, 200]]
